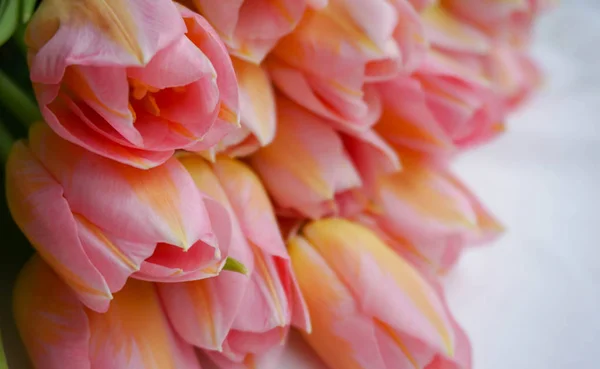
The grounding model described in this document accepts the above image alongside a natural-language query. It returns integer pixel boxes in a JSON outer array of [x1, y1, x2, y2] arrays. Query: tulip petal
[[39, 87, 173, 168], [158, 270, 247, 351], [14, 255, 92, 369], [288, 236, 387, 369], [74, 214, 154, 293], [181, 6, 241, 137], [250, 98, 362, 218], [28, 123, 215, 252], [421, 5, 490, 54], [159, 155, 251, 349], [27, 0, 186, 83], [233, 58, 276, 147], [302, 219, 456, 356], [376, 76, 456, 155], [266, 58, 383, 127], [6, 142, 111, 312], [212, 157, 287, 258], [87, 279, 201, 369], [231, 249, 290, 333]]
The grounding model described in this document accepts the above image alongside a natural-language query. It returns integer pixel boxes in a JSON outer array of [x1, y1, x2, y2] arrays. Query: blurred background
[[2, 1, 599, 369], [445, 1, 600, 368]]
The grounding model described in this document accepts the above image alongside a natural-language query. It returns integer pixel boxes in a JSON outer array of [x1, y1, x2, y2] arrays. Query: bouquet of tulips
[[0, 0, 551, 368]]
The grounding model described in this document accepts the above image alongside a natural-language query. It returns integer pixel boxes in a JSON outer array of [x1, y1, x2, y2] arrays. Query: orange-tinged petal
[[232, 58, 277, 147], [6, 141, 112, 312], [14, 255, 92, 369], [14, 255, 201, 369], [302, 219, 455, 356], [250, 98, 361, 218], [289, 235, 388, 369], [27, 0, 186, 83], [87, 279, 201, 369], [422, 5, 490, 54]]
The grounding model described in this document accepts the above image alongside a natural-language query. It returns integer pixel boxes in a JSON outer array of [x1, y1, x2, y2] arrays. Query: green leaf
[[222, 257, 249, 276], [0, 0, 19, 46], [21, 0, 37, 23]]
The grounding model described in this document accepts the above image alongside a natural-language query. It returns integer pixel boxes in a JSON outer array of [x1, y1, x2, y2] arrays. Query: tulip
[[249, 97, 363, 219], [158, 156, 310, 369], [421, 5, 541, 110], [14, 255, 201, 369], [376, 49, 505, 155], [26, 1, 239, 169], [438, 0, 556, 46], [357, 151, 503, 274], [288, 218, 471, 369], [6, 123, 231, 312], [199, 58, 276, 159], [181, 0, 326, 64], [266, 0, 402, 127]]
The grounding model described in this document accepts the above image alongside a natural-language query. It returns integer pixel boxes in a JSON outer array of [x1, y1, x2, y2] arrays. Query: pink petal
[[6, 141, 111, 312], [28, 123, 216, 252], [232, 58, 276, 148], [212, 157, 287, 258], [27, 0, 186, 83], [86, 279, 202, 369], [39, 87, 173, 168], [250, 98, 362, 219], [288, 235, 388, 369], [302, 219, 456, 356], [13, 255, 92, 369]]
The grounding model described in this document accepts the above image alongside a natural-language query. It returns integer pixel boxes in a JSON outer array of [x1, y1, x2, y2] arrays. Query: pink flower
[[354, 150, 503, 275], [265, 0, 405, 127], [197, 58, 277, 159], [422, 5, 542, 110], [26, 1, 239, 169], [249, 97, 400, 219], [183, 0, 326, 64], [14, 255, 201, 369], [6, 123, 231, 312], [288, 219, 472, 369], [376, 51, 505, 155], [157, 157, 310, 369], [438, 0, 555, 45]]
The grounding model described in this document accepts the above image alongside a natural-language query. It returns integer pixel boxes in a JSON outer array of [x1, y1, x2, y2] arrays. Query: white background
[[444, 2, 600, 368], [3, 2, 600, 369]]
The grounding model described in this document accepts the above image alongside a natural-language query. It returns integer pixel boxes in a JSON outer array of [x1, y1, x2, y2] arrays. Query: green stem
[[0, 327, 7, 369], [0, 119, 14, 164], [0, 70, 41, 128]]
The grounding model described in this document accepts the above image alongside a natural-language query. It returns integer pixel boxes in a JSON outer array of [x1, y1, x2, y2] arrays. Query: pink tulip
[[199, 58, 277, 159], [376, 50, 505, 155], [6, 123, 231, 312], [356, 151, 503, 274], [249, 97, 363, 219], [288, 218, 471, 369], [183, 0, 326, 64], [265, 0, 404, 127], [14, 255, 201, 369], [157, 156, 310, 369], [438, 0, 555, 45], [422, 5, 542, 110], [26, 1, 239, 169]]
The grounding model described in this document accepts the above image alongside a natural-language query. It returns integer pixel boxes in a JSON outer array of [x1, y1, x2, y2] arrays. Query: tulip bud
[[289, 218, 470, 369], [158, 156, 310, 369], [359, 151, 503, 274], [14, 255, 201, 369], [6, 123, 231, 312], [26, 1, 239, 168]]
